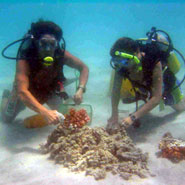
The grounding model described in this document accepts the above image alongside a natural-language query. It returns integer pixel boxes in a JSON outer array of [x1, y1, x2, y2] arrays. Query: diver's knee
[[0, 89, 20, 123], [1, 89, 10, 112], [171, 102, 185, 112], [1, 113, 15, 123]]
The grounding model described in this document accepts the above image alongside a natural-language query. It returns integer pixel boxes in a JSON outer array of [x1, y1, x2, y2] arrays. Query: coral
[[158, 132, 185, 162], [63, 108, 90, 129], [40, 123, 151, 181]]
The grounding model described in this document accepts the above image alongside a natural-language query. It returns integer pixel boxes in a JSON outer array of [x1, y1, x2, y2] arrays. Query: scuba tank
[[137, 27, 185, 92], [167, 52, 181, 74], [137, 27, 185, 111]]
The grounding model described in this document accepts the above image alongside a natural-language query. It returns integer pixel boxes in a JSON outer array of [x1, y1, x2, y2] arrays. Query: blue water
[[1, 2, 185, 62], [0, 1, 185, 96], [1, 1, 185, 88], [0, 1, 185, 184]]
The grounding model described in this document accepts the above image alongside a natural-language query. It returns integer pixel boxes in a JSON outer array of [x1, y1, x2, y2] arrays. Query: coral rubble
[[158, 132, 185, 162], [40, 120, 151, 180]]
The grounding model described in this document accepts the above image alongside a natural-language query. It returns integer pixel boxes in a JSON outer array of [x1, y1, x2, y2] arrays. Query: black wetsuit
[[19, 39, 66, 103]]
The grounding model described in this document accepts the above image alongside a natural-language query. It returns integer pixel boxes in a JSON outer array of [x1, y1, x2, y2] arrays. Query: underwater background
[[1, 0, 185, 94], [1, 0, 185, 123], [0, 1, 185, 185]]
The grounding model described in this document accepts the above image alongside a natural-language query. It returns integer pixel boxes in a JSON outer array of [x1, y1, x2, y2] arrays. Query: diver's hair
[[29, 20, 63, 41], [110, 37, 139, 57]]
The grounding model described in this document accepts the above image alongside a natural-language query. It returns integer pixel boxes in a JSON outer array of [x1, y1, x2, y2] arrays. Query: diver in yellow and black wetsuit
[[1, 20, 89, 124], [106, 27, 185, 133]]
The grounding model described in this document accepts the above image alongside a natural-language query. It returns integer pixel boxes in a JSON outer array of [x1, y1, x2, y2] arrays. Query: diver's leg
[[168, 87, 185, 112], [1, 83, 25, 123], [171, 98, 185, 112], [163, 74, 185, 112]]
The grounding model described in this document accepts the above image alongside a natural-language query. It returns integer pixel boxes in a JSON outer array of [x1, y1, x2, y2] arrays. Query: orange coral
[[161, 146, 185, 160], [63, 108, 90, 128], [159, 133, 185, 162]]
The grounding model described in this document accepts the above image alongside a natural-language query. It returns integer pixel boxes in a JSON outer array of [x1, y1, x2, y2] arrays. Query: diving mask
[[38, 37, 58, 51], [37, 35, 58, 67], [110, 51, 142, 72]]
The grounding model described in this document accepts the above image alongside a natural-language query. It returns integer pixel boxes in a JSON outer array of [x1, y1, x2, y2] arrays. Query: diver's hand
[[121, 116, 133, 128], [106, 115, 119, 134], [41, 110, 61, 125], [73, 88, 83, 105], [57, 91, 69, 100]]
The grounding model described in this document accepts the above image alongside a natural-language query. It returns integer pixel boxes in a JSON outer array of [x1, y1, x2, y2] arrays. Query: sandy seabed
[[0, 70, 185, 185]]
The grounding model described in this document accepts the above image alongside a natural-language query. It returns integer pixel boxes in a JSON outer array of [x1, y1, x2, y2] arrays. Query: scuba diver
[[1, 20, 89, 124], [106, 27, 185, 133]]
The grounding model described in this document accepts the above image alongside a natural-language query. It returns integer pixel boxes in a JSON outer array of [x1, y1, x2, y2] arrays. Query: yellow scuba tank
[[167, 52, 181, 74]]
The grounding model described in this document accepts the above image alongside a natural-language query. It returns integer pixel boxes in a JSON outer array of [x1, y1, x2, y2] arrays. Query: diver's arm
[[134, 62, 163, 119], [64, 51, 89, 89], [63, 51, 89, 104], [16, 60, 60, 124], [111, 71, 122, 117], [16, 60, 47, 113], [106, 71, 122, 132]]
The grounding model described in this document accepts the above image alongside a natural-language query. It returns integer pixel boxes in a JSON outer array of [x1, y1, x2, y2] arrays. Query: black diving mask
[[37, 36, 58, 66], [38, 37, 58, 51]]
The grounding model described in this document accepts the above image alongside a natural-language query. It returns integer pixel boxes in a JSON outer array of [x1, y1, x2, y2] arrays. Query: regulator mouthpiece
[[43, 56, 54, 66]]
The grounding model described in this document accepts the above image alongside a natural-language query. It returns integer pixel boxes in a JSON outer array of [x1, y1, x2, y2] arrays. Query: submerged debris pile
[[158, 132, 185, 162], [40, 123, 151, 181]]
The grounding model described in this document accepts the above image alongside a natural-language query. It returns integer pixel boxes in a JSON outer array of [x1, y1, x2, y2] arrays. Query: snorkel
[[115, 51, 141, 65]]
